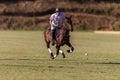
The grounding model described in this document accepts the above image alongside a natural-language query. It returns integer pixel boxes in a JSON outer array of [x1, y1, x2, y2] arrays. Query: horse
[[44, 16, 74, 59]]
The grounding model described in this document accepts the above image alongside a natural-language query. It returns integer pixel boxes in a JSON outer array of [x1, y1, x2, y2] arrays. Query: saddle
[[55, 27, 61, 38], [49, 26, 70, 41], [50, 27, 61, 39]]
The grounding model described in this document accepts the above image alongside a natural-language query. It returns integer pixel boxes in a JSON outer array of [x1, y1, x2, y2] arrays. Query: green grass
[[0, 31, 120, 80]]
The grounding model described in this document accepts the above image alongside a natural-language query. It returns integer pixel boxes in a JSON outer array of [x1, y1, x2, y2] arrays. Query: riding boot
[[51, 30, 55, 46]]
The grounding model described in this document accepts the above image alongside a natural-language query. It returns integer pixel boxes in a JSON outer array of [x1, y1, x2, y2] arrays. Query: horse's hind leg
[[47, 42, 54, 59], [54, 45, 65, 58], [66, 42, 74, 53], [54, 45, 60, 58]]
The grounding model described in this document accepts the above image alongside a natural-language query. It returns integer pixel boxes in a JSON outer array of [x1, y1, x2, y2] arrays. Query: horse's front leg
[[54, 45, 60, 58], [47, 42, 54, 59], [66, 42, 74, 53]]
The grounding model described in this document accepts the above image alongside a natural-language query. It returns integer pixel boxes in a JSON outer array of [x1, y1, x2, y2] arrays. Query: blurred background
[[0, 0, 120, 31]]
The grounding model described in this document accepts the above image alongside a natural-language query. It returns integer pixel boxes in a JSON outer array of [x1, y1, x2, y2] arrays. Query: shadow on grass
[[0, 58, 50, 61], [0, 58, 120, 65], [0, 58, 75, 68], [0, 58, 79, 62], [85, 62, 120, 65]]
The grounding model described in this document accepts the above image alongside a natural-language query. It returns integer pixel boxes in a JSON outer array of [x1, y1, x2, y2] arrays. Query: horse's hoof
[[50, 53, 54, 59], [51, 56, 54, 59], [67, 50, 70, 53], [67, 50, 72, 53], [62, 54, 66, 58]]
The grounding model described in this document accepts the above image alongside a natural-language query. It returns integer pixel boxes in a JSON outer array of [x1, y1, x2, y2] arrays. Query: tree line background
[[0, 0, 120, 30]]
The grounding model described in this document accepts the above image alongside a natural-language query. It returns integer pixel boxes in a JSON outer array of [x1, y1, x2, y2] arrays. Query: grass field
[[0, 31, 120, 80]]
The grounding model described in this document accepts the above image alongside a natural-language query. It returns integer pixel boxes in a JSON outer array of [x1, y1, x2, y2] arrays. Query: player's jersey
[[50, 13, 66, 27]]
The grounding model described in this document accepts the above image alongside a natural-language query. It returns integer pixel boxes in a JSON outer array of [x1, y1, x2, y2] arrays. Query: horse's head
[[65, 16, 73, 32], [62, 16, 73, 32]]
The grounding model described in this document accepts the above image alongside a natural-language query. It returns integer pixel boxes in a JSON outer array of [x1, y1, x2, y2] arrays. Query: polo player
[[49, 8, 66, 46]]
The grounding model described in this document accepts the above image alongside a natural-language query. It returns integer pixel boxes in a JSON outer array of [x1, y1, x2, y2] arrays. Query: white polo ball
[[85, 53, 88, 56]]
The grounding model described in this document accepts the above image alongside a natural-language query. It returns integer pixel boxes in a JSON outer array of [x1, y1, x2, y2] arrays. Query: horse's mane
[[62, 18, 68, 25], [62, 17, 72, 31]]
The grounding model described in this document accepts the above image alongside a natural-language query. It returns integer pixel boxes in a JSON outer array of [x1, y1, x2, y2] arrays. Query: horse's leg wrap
[[59, 50, 65, 58], [48, 48, 52, 53], [48, 48, 54, 59]]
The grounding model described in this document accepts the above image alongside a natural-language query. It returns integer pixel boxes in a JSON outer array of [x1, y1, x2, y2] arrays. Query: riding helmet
[[55, 8, 61, 12]]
